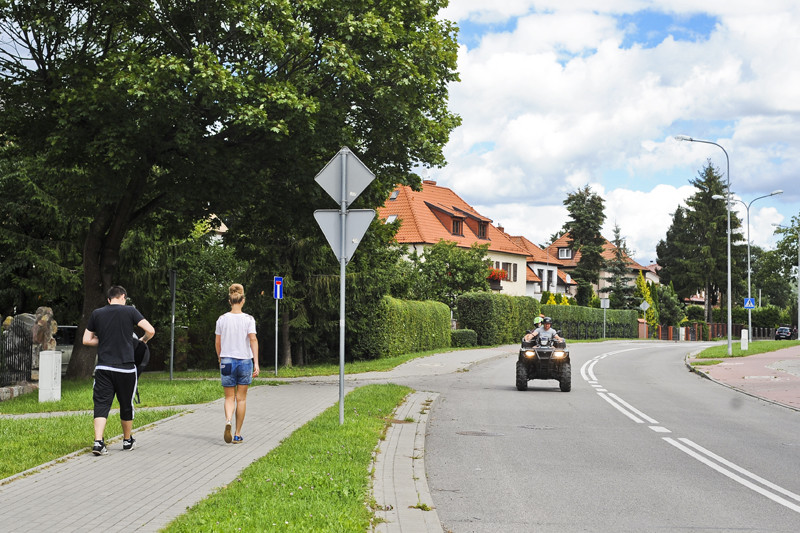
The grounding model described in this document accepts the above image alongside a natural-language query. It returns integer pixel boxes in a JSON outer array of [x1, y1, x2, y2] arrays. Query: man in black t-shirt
[[83, 285, 155, 455]]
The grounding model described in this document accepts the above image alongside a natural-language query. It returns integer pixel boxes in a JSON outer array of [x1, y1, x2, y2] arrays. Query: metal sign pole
[[338, 151, 347, 426], [313, 147, 375, 426], [273, 276, 283, 376], [169, 269, 176, 381]]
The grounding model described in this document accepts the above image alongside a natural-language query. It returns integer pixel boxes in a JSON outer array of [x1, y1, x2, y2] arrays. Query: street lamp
[[676, 135, 732, 355], [713, 190, 783, 338], [773, 223, 800, 336]]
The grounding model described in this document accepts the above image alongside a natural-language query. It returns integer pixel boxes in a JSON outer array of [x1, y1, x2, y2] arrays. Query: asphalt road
[[418, 340, 800, 533]]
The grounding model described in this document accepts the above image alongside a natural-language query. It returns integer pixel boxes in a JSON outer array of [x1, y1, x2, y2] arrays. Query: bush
[[451, 329, 477, 347], [355, 296, 451, 358], [541, 304, 638, 339], [456, 292, 540, 345], [686, 305, 705, 321]]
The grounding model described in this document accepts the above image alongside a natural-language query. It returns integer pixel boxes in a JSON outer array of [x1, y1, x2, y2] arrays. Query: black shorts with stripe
[[93, 367, 137, 420]]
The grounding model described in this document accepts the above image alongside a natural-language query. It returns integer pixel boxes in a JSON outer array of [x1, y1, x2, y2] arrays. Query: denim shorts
[[220, 357, 253, 387]]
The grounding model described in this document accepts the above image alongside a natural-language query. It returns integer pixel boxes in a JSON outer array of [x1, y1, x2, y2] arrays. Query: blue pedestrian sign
[[273, 276, 284, 300], [744, 298, 755, 309]]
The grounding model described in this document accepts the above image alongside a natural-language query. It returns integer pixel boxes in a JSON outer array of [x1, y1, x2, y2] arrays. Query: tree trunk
[[66, 193, 137, 379], [280, 314, 291, 367], [293, 341, 305, 367]]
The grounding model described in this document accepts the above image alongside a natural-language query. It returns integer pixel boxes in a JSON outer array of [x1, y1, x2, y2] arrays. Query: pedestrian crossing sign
[[744, 298, 755, 309]]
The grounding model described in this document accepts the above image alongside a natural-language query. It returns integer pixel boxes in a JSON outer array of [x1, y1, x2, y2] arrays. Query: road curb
[[372, 391, 442, 533], [684, 353, 800, 413]]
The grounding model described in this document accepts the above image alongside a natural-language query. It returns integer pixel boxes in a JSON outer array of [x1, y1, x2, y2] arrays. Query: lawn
[[692, 339, 800, 360], [163, 384, 411, 532]]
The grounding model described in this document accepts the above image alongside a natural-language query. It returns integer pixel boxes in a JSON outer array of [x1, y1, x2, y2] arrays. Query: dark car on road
[[775, 326, 795, 340]]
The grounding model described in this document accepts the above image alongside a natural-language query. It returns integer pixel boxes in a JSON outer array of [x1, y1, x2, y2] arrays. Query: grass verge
[[0, 409, 183, 480], [163, 383, 412, 532], [692, 339, 800, 360], [0, 374, 271, 415]]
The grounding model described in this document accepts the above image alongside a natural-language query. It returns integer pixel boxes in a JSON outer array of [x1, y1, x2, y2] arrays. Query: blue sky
[[434, 1, 800, 264]]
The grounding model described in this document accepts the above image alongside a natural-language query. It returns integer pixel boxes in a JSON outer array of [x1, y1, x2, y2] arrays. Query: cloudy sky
[[433, 1, 800, 265]]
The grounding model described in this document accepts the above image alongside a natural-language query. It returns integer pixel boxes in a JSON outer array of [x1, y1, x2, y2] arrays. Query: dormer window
[[478, 222, 487, 239], [452, 219, 463, 235], [558, 248, 572, 259], [385, 215, 397, 224], [389, 190, 399, 200]]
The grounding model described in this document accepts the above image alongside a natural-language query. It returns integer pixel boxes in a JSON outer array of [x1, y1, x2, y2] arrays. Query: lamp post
[[676, 135, 732, 355], [714, 191, 783, 339], [773, 223, 800, 335]]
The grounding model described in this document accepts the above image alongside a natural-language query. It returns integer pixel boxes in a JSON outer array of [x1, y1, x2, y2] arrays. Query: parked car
[[775, 326, 794, 340]]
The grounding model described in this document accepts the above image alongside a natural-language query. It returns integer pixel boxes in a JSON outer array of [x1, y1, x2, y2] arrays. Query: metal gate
[[1, 316, 33, 386]]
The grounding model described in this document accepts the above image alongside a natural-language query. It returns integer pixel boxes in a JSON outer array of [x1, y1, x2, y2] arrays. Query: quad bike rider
[[517, 316, 571, 392]]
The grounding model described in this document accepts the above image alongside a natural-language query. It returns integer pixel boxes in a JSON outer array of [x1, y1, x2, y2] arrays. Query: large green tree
[[656, 163, 745, 322], [655, 206, 695, 300], [0, 152, 84, 320], [0, 0, 459, 377], [407, 240, 491, 310], [750, 246, 792, 309], [772, 217, 800, 326], [600, 223, 636, 309], [562, 185, 606, 306]]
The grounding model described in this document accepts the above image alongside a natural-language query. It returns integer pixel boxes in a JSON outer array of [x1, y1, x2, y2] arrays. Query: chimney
[[422, 179, 437, 185]]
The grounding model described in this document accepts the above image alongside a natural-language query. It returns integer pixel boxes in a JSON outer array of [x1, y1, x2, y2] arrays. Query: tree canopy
[[656, 162, 745, 322], [0, 0, 460, 377], [600, 223, 636, 309], [562, 185, 606, 306]]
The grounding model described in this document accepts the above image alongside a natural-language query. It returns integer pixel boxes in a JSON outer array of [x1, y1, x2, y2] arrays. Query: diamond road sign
[[744, 298, 755, 309], [314, 147, 375, 207]]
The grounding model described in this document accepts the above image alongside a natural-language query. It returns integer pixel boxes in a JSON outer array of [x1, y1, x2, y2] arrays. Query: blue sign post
[[744, 298, 755, 309], [274, 276, 283, 376]]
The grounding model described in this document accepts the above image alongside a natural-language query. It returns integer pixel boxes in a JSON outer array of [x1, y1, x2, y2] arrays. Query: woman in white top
[[215, 283, 259, 443]]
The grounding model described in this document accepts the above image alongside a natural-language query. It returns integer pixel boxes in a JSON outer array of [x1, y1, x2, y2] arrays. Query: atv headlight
[[524, 350, 536, 358], [553, 351, 565, 358]]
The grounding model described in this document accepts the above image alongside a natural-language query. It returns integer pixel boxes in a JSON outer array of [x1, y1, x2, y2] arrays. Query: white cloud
[[437, 1, 800, 262]]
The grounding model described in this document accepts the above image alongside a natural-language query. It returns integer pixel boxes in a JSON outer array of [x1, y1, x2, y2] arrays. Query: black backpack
[[133, 339, 150, 403]]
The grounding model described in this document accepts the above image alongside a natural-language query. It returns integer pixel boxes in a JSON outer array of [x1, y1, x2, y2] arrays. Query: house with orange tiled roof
[[544, 231, 658, 296], [377, 180, 530, 296], [506, 234, 576, 298]]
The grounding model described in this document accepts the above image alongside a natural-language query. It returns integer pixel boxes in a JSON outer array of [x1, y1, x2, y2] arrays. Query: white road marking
[[608, 393, 659, 424], [585, 345, 800, 515], [597, 392, 643, 423], [664, 438, 800, 514]]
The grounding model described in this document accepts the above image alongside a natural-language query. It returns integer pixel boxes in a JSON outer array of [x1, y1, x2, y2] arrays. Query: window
[[558, 248, 572, 259], [478, 222, 487, 239], [385, 215, 397, 224], [501, 262, 517, 282], [389, 190, 399, 200], [452, 219, 463, 235]]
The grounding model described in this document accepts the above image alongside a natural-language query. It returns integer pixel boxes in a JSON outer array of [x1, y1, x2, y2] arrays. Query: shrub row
[[541, 304, 639, 339], [358, 296, 451, 358], [456, 292, 540, 345], [451, 329, 477, 347]]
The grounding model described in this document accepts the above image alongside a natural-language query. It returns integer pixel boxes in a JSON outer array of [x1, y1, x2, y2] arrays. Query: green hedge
[[356, 296, 451, 358], [711, 305, 783, 328], [456, 292, 540, 345], [540, 304, 638, 340], [451, 329, 477, 347]]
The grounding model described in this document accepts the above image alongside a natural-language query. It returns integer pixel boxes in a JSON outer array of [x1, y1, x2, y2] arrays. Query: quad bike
[[516, 332, 571, 392]]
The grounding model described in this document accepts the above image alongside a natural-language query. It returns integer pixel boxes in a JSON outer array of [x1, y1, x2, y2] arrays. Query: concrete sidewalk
[[0, 346, 510, 532], [688, 344, 800, 411]]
